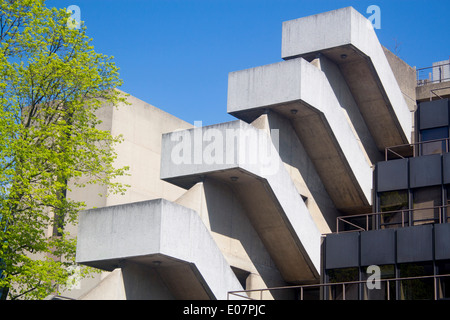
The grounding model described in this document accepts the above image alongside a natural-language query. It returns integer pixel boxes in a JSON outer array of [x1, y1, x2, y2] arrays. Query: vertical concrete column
[[246, 273, 273, 300]]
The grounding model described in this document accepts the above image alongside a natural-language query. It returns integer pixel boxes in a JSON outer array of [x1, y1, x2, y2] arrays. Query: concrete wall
[[252, 112, 339, 233], [382, 46, 417, 113], [417, 82, 450, 102], [67, 93, 193, 211], [76, 199, 245, 300], [376, 153, 449, 192], [174, 179, 294, 299], [107, 94, 193, 205], [382, 46, 417, 142], [160, 120, 322, 283], [281, 7, 412, 149], [63, 93, 193, 299], [78, 267, 175, 300]]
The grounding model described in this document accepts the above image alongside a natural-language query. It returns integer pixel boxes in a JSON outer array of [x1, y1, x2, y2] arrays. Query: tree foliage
[[0, 0, 128, 299]]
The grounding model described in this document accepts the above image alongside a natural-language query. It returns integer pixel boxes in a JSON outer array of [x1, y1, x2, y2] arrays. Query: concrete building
[[65, 7, 450, 300]]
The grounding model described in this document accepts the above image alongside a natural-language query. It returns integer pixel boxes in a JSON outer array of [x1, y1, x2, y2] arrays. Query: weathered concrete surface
[[382, 47, 417, 113], [71, 7, 418, 300], [227, 58, 372, 213], [174, 180, 296, 299], [281, 7, 412, 149], [105, 92, 194, 206], [68, 92, 193, 211], [382, 47, 417, 141], [63, 91, 194, 299], [160, 120, 321, 283], [252, 112, 340, 233], [76, 199, 245, 300]]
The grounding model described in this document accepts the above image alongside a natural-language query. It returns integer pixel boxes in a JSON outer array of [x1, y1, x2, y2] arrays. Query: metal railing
[[429, 85, 450, 101], [417, 62, 450, 87], [228, 274, 450, 300], [384, 137, 450, 160], [336, 205, 450, 233]]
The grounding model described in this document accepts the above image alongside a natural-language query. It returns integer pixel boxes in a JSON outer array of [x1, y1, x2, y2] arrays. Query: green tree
[[0, 0, 128, 299]]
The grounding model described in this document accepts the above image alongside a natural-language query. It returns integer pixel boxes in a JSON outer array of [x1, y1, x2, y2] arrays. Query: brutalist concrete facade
[[68, 7, 439, 300]]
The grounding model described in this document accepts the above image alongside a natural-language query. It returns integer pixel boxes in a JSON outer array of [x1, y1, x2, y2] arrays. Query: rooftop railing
[[417, 62, 450, 87]]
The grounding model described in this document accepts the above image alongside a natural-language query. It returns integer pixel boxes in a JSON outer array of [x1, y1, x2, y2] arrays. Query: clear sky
[[47, 0, 450, 126]]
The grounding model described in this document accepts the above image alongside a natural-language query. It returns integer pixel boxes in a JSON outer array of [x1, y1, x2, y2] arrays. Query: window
[[379, 190, 408, 228], [445, 185, 450, 223], [326, 267, 358, 300], [420, 126, 449, 155], [412, 186, 442, 225], [361, 265, 395, 300], [437, 260, 450, 299], [398, 262, 434, 300]]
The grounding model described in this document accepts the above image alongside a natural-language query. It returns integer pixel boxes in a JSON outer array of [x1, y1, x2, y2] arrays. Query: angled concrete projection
[[252, 112, 341, 233], [75, 199, 245, 300], [160, 121, 321, 283], [281, 6, 412, 149], [228, 58, 373, 214], [174, 180, 293, 299]]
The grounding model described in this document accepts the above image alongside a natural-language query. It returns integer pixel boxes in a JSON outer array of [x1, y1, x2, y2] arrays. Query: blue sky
[[47, 0, 450, 126]]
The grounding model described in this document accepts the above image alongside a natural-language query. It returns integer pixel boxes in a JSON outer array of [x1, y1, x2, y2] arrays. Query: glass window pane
[[421, 127, 448, 155], [362, 265, 395, 300], [399, 263, 434, 300], [379, 190, 409, 228], [327, 267, 358, 283], [326, 268, 358, 300], [445, 186, 450, 223], [413, 186, 442, 225]]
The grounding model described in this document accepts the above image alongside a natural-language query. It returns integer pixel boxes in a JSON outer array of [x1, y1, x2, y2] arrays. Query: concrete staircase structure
[[74, 7, 413, 300]]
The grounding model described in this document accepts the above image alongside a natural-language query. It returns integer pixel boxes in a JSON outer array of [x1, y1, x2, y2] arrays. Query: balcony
[[385, 137, 450, 161], [336, 205, 450, 233], [228, 273, 450, 300], [417, 64, 450, 101]]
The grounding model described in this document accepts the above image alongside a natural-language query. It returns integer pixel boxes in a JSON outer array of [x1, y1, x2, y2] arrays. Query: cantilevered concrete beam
[[160, 121, 321, 283], [281, 6, 412, 149], [227, 58, 372, 213], [76, 199, 245, 300]]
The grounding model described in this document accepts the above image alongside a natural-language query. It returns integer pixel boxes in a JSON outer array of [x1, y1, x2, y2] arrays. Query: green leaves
[[0, 0, 128, 299]]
